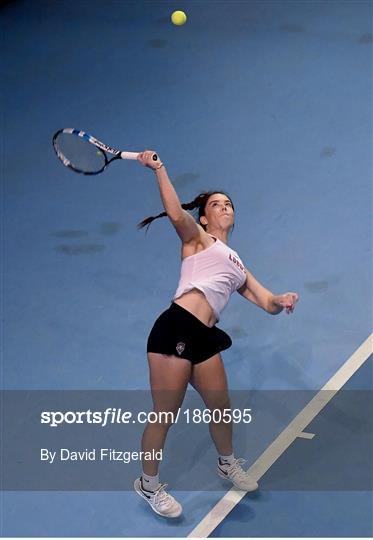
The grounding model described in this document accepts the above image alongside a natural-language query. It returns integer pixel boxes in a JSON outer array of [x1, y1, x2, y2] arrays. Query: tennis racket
[[52, 128, 158, 175]]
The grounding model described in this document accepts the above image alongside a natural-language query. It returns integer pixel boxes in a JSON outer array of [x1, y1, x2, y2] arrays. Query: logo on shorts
[[176, 342, 185, 355]]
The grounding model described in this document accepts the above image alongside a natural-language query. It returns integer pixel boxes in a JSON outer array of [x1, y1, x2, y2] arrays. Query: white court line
[[297, 431, 315, 439], [188, 333, 372, 538]]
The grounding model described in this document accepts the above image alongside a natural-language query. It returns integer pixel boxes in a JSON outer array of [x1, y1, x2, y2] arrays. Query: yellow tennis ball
[[171, 10, 187, 26]]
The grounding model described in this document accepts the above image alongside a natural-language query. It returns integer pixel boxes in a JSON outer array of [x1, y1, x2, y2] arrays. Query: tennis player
[[134, 151, 299, 518]]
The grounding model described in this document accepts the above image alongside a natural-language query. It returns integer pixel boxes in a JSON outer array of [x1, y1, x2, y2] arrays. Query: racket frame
[[52, 128, 139, 175]]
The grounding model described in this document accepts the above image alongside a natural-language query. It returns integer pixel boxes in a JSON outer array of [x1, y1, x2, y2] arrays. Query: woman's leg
[[190, 353, 233, 456], [190, 353, 258, 492], [141, 352, 192, 476]]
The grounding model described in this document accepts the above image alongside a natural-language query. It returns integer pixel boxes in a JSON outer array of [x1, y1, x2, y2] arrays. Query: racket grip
[[120, 151, 139, 160], [120, 151, 158, 161]]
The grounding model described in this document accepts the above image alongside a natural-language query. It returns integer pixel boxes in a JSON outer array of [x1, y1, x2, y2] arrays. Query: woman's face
[[200, 193, 234, 231]]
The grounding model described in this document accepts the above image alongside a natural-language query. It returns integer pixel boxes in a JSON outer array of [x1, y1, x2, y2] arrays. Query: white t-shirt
[[173, 235, 247, 321]]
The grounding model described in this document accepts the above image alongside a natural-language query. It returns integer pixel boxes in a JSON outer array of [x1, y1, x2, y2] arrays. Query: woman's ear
[[200, 216, 208, 226]]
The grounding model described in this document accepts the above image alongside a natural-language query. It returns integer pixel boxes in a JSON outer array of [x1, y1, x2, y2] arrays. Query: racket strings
[[54, 132, 107, 173]]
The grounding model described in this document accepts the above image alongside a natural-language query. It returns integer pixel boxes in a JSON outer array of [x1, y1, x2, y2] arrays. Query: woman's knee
[[200, 390, 231, 412], [146, 408, 180, 431]]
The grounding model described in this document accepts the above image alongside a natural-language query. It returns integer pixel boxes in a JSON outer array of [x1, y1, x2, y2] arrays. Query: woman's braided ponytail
[[137, 191, 233, 231]]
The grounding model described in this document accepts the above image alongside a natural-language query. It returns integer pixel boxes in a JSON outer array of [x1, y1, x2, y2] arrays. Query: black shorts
[[147, 302, 232, 365]]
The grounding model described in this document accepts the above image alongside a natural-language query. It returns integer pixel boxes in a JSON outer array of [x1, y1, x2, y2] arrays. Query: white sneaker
[[217, 458, 259, 491], [134, 477, 182, 518]]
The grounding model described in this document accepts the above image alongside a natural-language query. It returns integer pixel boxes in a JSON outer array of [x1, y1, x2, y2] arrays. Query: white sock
[[219, 453, 235, 466], [141, 472, 160, 492]]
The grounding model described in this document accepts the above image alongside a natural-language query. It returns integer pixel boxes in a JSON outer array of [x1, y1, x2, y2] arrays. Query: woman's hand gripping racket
[[52, 128, 158, 175]]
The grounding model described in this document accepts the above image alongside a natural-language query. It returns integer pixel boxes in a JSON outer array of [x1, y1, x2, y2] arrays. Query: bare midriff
[[173, 288, 217, 328]]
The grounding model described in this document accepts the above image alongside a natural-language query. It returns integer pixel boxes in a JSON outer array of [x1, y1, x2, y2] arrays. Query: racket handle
[[121, 151, 139, 160], [120, 151, 158, 161]]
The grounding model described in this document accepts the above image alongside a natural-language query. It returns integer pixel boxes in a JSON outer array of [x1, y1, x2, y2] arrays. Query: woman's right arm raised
[[137, 150, 201, 243]]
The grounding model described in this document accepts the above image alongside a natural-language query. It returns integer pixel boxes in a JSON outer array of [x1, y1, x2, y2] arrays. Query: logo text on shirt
[[229, 253, 246, 273]]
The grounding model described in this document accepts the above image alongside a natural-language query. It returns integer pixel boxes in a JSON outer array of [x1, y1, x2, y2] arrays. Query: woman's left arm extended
[[237, 268, 299, 315]]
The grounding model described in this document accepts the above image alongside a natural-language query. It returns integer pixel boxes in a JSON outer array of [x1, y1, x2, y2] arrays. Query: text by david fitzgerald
[[41, 448, 162, 464]]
